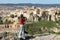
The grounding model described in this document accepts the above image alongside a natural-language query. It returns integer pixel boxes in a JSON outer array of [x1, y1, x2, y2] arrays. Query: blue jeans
[[18, 24, 25, 38]]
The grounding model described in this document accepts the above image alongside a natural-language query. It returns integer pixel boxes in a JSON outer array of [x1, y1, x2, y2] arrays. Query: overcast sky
[[0, 0, 59, 4]]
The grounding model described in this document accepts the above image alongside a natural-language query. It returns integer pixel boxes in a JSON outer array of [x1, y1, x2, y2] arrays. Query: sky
[[0, 0, 59, 4]]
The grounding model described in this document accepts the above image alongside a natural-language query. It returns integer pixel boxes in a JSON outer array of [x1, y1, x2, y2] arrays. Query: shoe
[[22, 37, 25, 40], [19, 38, 23, 40], [18, 36, 22, 38]]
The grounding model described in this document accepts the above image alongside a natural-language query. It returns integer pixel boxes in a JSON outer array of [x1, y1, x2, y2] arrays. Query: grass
[[24, 20, 57, 35], [56, 20, 60, 25]]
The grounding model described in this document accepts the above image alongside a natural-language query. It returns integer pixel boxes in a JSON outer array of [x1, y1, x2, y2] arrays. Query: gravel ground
[[0, 32, 60, 40], [30, 34, 60, 40]]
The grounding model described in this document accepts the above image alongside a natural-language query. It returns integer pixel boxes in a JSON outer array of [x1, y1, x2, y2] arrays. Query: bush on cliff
[[24, 20, 57, 35]]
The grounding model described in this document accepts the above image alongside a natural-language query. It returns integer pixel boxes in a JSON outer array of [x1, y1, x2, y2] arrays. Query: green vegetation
[[0, 20, 3, 24], [24, 20, 57, 35], [56, 20, 60, 25]]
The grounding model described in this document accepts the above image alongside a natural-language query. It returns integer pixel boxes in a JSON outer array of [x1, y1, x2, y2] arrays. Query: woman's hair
[[20, 14, 23, 18]]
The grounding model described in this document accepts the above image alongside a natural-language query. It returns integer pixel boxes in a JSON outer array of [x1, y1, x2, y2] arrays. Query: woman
[[18, 14, 25, 39]]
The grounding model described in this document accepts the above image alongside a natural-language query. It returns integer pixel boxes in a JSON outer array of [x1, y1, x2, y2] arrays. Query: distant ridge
[[0, 3, 60, 7]]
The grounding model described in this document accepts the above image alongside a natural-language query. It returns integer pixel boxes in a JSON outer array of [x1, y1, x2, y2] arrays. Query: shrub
[[24, 20, 57, 35], [0, 20, 3, 24]]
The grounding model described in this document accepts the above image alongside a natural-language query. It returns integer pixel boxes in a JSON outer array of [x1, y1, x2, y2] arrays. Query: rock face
[[0, 33, 60, 40], [30, 34, 60, 40]]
